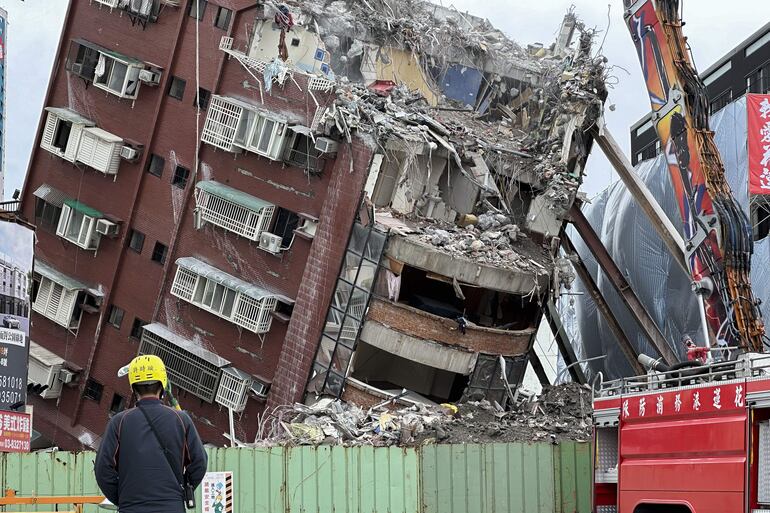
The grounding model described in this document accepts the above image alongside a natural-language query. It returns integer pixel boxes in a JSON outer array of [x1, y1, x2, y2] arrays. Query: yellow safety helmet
[[127, 355, 168, 389]]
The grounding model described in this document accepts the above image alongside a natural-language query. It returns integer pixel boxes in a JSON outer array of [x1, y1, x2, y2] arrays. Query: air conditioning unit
[[28, 342, 65, 399], [70, 63, 84, 75], [95, 219, 120, 237], [93, 0, 120, 8], [120, 145, 141, 161], [315, 137, 339, 154], [259, 232, 282, 254], [138, 69, 161, 85], [58, 368, 76, 384], [250, 381, 269, 398]]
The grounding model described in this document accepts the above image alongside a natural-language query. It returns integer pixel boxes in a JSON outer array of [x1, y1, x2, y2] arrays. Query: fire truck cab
[[592, 354, 770, 512]]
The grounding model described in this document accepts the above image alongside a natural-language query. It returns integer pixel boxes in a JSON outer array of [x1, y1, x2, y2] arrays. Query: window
[[168, 76, 186, 100], [147, 154, 165, 177], [170, 257, 280, 333], [130, 317, 147, 339], [107, 305, 125, 329], [151, 242, 168, 264], [34, 198, 63, 233], [66, 39, 100, 81], [32, 273, 84, 332], [195, 87, 211, 110], [201, 95, 289, 160], [94, 52, 142, 99], [194, 181, 275, 240], [139, 323, 224, 402], [752, 197, 770, 241], [172, 165, 190, 188], [56, 202, 102, 250], [747, 61, 770, 94], [213, 6, 232, 30], [188, 0, 207, 20], [216, 368, 252, 412], [128, 229, 145, 253], [83, 379, 104, 402], [285, 132, 322, 173], [109, 394, 126, 416], [40, 107, 124, 174], [710, 89, 733, 114], [272, 208, 300, 247]]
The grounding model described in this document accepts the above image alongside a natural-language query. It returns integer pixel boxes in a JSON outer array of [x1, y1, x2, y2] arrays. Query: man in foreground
[[95, 355, 207, 513]]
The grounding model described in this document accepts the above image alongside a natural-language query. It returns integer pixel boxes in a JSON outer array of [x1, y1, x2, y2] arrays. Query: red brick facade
[[21, 0, 366, 448]]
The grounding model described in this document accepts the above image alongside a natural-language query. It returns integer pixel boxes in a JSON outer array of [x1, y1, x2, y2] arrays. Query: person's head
[[127, 355, 168, 399]]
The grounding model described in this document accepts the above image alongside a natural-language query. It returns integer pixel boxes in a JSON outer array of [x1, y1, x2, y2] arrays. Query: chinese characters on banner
[[621, 383, 744, 420], [0, 411, 32, 453], [202, 472, 233, 513], [747, 94, 770, 195]]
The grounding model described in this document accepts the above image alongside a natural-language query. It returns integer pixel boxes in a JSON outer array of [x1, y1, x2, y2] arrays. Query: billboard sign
[[747, 94, 770, 195], [0, 410, 31, 453], [0, 219, 34, 413]]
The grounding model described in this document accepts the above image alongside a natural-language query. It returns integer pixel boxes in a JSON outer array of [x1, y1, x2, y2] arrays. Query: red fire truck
[[593, 355, 770, 512]]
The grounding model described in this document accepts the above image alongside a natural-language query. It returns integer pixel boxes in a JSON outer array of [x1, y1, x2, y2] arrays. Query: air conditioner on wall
[[138, 69, 161, 85], [58, 368, 76, 384], [120, 145, 141, 161], [95, 219, 120, 237], [259, 232, 282, 254], [314, 137, 339, 154]]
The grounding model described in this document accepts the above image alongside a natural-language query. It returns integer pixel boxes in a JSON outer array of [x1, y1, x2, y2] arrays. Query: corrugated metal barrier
[[0, 443, 590, 513]]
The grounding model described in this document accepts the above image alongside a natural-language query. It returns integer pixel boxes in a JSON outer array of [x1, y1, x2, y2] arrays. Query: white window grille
[[215, 368, 252, 412], [93, 52, 143, 99], [40, 108, 93, 163], [56, 203, 101, 250], [32, 277, 82, 332], [194, 181, 275, 240], [92, 0, 120, 8], [139, 325, 224, 402], [200, 95, 289, 160], [170, 258, 280, 334], [201, 96, 243, 151]]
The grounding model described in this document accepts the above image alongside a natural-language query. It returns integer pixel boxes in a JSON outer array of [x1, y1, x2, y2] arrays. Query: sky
[[0, 0, 768, 199]]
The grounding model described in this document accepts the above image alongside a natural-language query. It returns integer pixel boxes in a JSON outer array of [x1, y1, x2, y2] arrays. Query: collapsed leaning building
[[20, 0, 605, 449]]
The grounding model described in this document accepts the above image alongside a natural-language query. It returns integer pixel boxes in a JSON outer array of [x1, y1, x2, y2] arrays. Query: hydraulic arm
[[623, 0, 765, 351]]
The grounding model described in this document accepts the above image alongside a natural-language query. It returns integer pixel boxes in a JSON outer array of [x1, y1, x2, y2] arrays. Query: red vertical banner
[[748, 94, 770, 195]]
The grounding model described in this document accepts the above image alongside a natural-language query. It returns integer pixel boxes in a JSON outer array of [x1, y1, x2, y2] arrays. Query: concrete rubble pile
[[254, 383, 592, 447]]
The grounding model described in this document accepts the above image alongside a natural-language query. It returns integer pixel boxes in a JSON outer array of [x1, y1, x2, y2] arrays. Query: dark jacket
[[95, 398, 208, 513]]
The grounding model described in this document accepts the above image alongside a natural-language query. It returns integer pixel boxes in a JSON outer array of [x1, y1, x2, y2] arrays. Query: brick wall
[[268, 138, 373, 409]]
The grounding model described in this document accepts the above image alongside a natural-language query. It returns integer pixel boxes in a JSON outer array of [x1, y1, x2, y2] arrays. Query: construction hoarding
[[0, 443, 590, 513]]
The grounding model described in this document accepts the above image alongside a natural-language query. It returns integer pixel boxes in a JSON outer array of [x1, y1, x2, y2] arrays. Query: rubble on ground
[[253, 383, 592, 446]]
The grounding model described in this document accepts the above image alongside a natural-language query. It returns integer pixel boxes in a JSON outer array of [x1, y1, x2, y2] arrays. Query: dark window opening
[[372, 264, 539, 330], [66, 40, 99, 81], [147, 154, 165, 177], [350, 342, 468, 404], [167, 76, 186, 100], [272, 208, 300, 247], [83, 379, 104, 402], [747, 61, 770, 94], [291, 38, 301, 47], [34, 198, 62, 233], [53, 120, 73, 151], [187, 0, 207, 20], [109, 393, 126, 416], [753, 200, 770, 241], [275, 301, 294, 318], [130, 317, 147, 339], [128, 229, 145, 253], [151, 242, 168, 264], [214, 6, 232, 29], [172, 165, 190, 188], [285, 133, 322, 173], [709, 89, 733, 114], [107, 305, 125, 329], [195, 87, 211, 110]]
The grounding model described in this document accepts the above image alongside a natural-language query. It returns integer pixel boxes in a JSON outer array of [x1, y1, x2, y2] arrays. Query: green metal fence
[[0, 443, 591, 513]]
